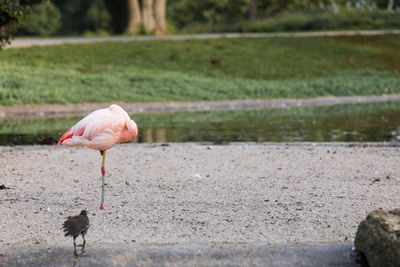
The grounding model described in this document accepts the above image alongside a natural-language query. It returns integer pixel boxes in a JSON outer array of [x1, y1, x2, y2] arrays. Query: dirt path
[[6, 29, 400, 48], [1, 94, 400, 119]]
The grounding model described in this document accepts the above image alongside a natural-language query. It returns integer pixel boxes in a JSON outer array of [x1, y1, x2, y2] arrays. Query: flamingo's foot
[[100, 203, 104, 210]]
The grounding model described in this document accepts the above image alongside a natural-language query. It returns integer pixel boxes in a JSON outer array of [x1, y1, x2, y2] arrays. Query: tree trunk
[[154, 0, 167, 34], [126, 0, 142, 34], [142, 0, 156, 32], [104, 0, 167, 35], [387, 0, 394, 11], [248, 0, 257, 21], [330, 0, 339, 14]]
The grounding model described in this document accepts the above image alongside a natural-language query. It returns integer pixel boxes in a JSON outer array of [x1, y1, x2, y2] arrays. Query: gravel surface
[[0, 143, 399, 250]]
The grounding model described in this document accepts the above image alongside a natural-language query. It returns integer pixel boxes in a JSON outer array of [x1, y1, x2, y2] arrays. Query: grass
[[0, 35, 400, 105]]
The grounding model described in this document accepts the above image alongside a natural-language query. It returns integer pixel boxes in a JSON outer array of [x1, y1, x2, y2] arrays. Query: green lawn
[[0, 35, 399, 105]]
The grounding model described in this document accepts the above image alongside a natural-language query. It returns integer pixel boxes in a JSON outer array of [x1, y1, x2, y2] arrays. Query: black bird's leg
[[73, 236, 78, 257], [81, 234, 86, 255]]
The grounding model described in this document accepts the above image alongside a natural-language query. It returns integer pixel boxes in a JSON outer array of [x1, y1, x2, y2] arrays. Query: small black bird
[[62, 210, 90, 256]]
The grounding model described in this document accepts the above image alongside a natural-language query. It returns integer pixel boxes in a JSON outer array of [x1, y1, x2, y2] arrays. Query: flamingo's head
[[120, 119, 138, 143]]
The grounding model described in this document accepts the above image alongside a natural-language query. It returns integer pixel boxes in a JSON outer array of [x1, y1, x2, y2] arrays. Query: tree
[[103, 0, 167, 34], [388, 0, 394, 10], [375, 0, 400, 10], [168, 0, 251, 28], [248, 0, 257, 21], [52, 0, 111, 35], [0, 0, 44, 48], [12, 2, 61, 36], [126, 0, 142, 33], [154, 0, 167, 33]]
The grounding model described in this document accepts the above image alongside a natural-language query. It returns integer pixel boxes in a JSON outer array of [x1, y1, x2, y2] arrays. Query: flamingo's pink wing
[[57, 124, 86, 146], [57, 107, 125, 147]]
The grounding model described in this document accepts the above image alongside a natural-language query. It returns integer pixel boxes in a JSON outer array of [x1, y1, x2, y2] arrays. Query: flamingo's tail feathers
[[57, 128, 73, 147]]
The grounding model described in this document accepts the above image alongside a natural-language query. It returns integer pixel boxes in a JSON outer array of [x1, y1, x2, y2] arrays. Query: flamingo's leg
[[100, 150, 106, 210]]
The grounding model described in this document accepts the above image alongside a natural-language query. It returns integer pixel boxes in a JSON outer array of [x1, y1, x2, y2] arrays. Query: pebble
[[191, 174, 201, 179]]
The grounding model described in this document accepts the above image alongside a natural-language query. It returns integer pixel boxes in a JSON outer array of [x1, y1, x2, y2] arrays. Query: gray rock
[[355, 209, 400, 267]]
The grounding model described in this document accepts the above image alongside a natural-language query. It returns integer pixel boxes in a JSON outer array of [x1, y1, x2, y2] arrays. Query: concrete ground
[[1, 243, 360, 267]]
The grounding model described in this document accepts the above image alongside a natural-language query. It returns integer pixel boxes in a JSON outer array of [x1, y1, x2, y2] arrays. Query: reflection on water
[[140, 128, 167, 143], [1, 101, 400, 145]]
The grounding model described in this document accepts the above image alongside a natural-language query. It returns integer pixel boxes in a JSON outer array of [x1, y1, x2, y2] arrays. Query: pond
[[1, 101, 400, 145]]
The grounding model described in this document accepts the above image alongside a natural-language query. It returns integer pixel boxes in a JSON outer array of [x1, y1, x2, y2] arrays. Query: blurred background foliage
[[0, 0, 44, 46], [2, 0, 400, 37], [9, 1, 61, 36], [7, 0, 111, 36], [167, 0, 400, 33], [0, 0, 400, 108]]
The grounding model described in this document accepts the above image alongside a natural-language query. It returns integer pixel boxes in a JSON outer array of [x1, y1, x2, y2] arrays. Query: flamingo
[[57, 104, 138, 210]]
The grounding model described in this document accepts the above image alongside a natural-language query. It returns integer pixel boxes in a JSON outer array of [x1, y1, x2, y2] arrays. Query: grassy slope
[[0, 35, 399, 105]]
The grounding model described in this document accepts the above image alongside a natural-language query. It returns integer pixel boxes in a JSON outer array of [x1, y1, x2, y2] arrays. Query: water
[[1, 101, 400, 145]]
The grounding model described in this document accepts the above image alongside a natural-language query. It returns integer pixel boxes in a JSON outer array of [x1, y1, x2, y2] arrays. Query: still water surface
[[1, 101, 400, 145]]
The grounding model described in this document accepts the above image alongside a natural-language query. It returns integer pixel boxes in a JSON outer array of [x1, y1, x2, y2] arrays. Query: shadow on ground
[[1, 243, 364, 267]]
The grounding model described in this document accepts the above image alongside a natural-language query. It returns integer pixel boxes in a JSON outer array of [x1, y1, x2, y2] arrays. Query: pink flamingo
[[57, 104, 138, 210]]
